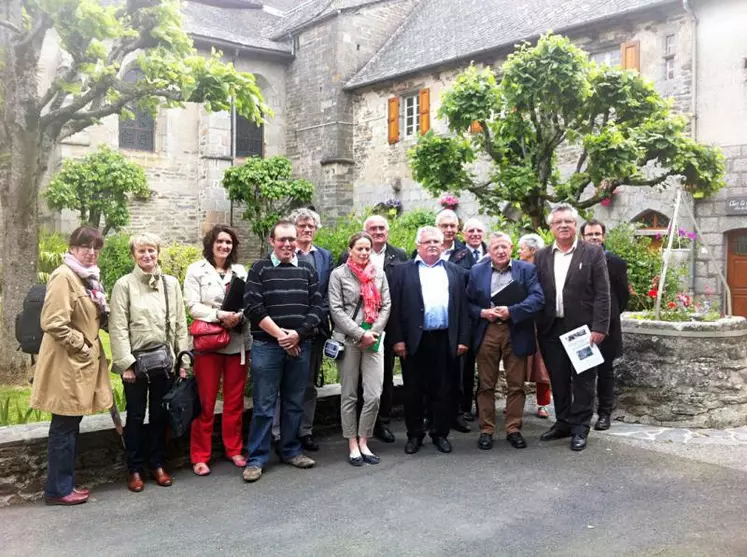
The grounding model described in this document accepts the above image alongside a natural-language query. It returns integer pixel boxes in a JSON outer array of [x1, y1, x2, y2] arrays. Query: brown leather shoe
[[73, 487, 90, 497], [45, 491, 89, 506], [151, 467, 173, 487], [128, 472, 145, 493]]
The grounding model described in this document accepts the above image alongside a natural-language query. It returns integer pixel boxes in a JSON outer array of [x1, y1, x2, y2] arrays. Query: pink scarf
[[63, 253, 109, 315], [346, 259, 381, 324]]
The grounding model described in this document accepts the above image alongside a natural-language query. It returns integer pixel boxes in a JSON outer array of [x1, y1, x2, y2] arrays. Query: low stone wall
[[0, 379, 404, 507], [615, 315, 747, 428]]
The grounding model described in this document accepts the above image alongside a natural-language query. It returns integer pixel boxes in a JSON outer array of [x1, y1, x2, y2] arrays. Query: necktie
[[473, 249, 480, 260]]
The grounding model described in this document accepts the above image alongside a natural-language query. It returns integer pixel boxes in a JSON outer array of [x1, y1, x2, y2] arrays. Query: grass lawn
[[0, 331, 124, 427]]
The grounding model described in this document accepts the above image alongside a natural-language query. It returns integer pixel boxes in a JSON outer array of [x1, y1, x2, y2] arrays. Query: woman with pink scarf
[[328, 232, 391, 466]]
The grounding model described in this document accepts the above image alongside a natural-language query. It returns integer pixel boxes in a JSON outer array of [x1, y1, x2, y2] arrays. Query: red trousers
[[190, 352, 248, 464], [536, 382, 552, 407]]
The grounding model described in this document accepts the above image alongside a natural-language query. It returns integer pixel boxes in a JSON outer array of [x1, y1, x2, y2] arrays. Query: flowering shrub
[[636, 287, 721, 322], [654, 227, 698, 250], [373, 198, 403, 217], [439, 194, 460, 209]]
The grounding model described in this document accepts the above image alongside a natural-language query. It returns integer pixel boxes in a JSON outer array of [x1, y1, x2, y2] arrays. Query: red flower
[[647, 289, 658, 298], [667, 301, 677, 309]]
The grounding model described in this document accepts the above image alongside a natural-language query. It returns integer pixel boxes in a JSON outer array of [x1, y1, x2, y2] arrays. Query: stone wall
[[616, 315, 747, 428], [284, 0, 420, 222], [351, 8, 693, 222], [36, 43, 288, 247]]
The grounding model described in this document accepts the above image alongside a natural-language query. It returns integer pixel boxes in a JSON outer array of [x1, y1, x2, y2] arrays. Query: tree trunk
[[0, 9, 48, 381]]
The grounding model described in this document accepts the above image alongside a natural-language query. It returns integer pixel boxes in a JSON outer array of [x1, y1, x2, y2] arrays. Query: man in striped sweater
[[242, 219, 323, 483]]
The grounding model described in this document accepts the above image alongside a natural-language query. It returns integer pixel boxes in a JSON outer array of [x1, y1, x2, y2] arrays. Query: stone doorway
[[727, 229, 747, 317]]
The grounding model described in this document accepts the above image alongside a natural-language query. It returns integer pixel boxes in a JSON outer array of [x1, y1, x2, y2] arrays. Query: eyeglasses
[[74, 245, 101, 253], [551, 219, 576, 226], [276, 237, 297, 244], [584, 232, 604, 238]]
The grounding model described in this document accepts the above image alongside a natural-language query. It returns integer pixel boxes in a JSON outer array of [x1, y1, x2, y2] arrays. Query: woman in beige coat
[[30, 227, 112, 506], [109, 233, 189, 493], [328, 232, 391, 466]]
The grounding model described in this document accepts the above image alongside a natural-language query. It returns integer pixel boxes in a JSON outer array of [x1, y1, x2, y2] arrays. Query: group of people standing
[[30, 201, 628, 505]]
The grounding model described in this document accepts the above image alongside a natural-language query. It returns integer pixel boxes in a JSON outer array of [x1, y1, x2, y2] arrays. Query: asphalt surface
[[2, 416, 747, 557]]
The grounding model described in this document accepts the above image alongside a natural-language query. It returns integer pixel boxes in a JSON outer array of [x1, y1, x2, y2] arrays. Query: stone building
[[39, 0, 747, 315]]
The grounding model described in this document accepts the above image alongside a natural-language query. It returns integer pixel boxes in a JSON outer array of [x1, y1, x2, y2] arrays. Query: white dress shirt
[[552, 239, 578, 318], [415, 256, 450, 330], [370, 245, 386, 271]]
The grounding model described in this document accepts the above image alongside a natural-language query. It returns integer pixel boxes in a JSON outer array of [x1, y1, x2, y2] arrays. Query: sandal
[[192, 462, 211, 476], [229, 455, 247, 468], [537, 407, 549, 419]]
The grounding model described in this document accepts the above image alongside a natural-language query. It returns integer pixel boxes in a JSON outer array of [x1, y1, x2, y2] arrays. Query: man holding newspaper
[[533, 204, 611, 452]]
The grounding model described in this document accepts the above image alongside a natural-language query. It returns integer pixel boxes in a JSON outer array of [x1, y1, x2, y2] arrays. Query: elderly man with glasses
[[533, 204, 610, 452]]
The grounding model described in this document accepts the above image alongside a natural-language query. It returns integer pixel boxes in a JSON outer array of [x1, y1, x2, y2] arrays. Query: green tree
[[44, 146, 150, 234], [0, 0, 267, 373], [410, 33, 725, 231], [222, 156, 314, 256]]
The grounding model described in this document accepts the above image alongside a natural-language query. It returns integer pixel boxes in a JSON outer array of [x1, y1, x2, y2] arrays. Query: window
[[387, 88, 429, 144], [634, 210, 670, 230], [591, 48, 621, 68], [118, 70, 155, 152], [234, 111, 263, 158], [664, 34, 676, 81], [402, 94, 419, 137]]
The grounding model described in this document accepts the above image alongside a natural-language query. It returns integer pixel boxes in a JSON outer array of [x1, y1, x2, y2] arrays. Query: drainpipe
[[229, 48, 239, 226], [683, 0, 699, 292]]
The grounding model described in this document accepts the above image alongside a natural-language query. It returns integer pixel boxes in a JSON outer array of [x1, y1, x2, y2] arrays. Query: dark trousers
[[124, 372, 173, 473], [596, 352, 615, 416], [45, 414, 83, 498], [402, 330, 454, 439], [539, 319, 597, 435], [460, 348, 477, 414]]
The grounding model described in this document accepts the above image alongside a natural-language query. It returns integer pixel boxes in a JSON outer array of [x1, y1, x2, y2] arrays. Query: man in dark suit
[[581, 219, 630, 431], [340, 214, 408, 443], [534, 204, 610, 452], [388, 226, 470, 455], [467, 232, 545, 450], [459, 217, 488, 422], [434, 209, 476, 433], [283, 208, 333, 452]]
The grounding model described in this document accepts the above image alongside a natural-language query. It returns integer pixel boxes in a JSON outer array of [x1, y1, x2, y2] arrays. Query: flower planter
[[615, 314, 747, 428]]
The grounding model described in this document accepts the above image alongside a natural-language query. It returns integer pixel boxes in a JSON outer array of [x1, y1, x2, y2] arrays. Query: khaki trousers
[[338, 344, 384, 438], [476, 322, 528, 435]]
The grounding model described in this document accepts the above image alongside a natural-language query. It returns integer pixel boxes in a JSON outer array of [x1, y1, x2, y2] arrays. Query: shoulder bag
[[161, 351, 201, 437], [132, 275, 174, 380]]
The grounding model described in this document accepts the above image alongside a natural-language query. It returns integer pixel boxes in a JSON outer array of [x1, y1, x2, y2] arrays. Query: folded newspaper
[[559, 325, 604, 374]]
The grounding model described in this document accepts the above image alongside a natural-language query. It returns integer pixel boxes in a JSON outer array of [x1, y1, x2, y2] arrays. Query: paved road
[[2, 416, 747, 557]]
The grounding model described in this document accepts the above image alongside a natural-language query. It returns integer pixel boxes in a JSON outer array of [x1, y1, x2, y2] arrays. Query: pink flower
[[601, 198, 611, 207], [439, 194, 460, 208]]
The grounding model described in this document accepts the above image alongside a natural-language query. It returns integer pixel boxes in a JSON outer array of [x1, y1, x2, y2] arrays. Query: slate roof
[[346, 0, 678, 89], [182, 1, 292, 53], [269, 0, 388, 39]]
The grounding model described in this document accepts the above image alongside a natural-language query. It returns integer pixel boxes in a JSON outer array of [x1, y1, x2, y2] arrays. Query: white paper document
[[559, 325, 605, 374]]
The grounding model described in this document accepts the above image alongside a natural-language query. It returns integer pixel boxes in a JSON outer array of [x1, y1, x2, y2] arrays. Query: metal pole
[[655, 188, 683, 319], [677, 195, 733, 316]]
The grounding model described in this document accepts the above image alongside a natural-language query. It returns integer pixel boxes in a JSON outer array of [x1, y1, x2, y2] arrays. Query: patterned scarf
[[346, 258, 381, 324], [63, 252, 109, 315]]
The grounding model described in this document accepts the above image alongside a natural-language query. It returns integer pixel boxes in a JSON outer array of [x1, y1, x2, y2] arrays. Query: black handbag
[[161, 351, 201, 437], [132, 276, 174, 380]]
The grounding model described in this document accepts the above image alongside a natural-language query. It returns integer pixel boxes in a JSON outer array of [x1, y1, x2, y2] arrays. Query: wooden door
[[727, 230, 747, 317]]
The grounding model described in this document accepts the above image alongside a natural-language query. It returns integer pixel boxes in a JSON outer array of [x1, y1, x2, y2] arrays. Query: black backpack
[[15, 284, 47, 355]]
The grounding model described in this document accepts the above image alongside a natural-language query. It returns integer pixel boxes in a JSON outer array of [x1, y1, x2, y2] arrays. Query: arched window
[[234, 112, 263, 158], [633, 210, 670, 231], [118, 70, 155, 152]]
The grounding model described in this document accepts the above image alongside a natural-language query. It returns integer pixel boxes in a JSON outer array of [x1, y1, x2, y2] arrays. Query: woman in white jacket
[[184, 225, 251, 476]]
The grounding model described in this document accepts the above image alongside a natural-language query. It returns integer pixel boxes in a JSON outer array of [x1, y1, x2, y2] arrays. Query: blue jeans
[[246, 340, 310, 468], [45, 414, 83, 498]]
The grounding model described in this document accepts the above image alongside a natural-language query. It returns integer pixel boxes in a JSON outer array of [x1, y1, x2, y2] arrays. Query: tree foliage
[[222, 156, 315, 253], [0, 0, 268, 371], [409, 33, 726, 230], [44, 145, 150, 233]]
